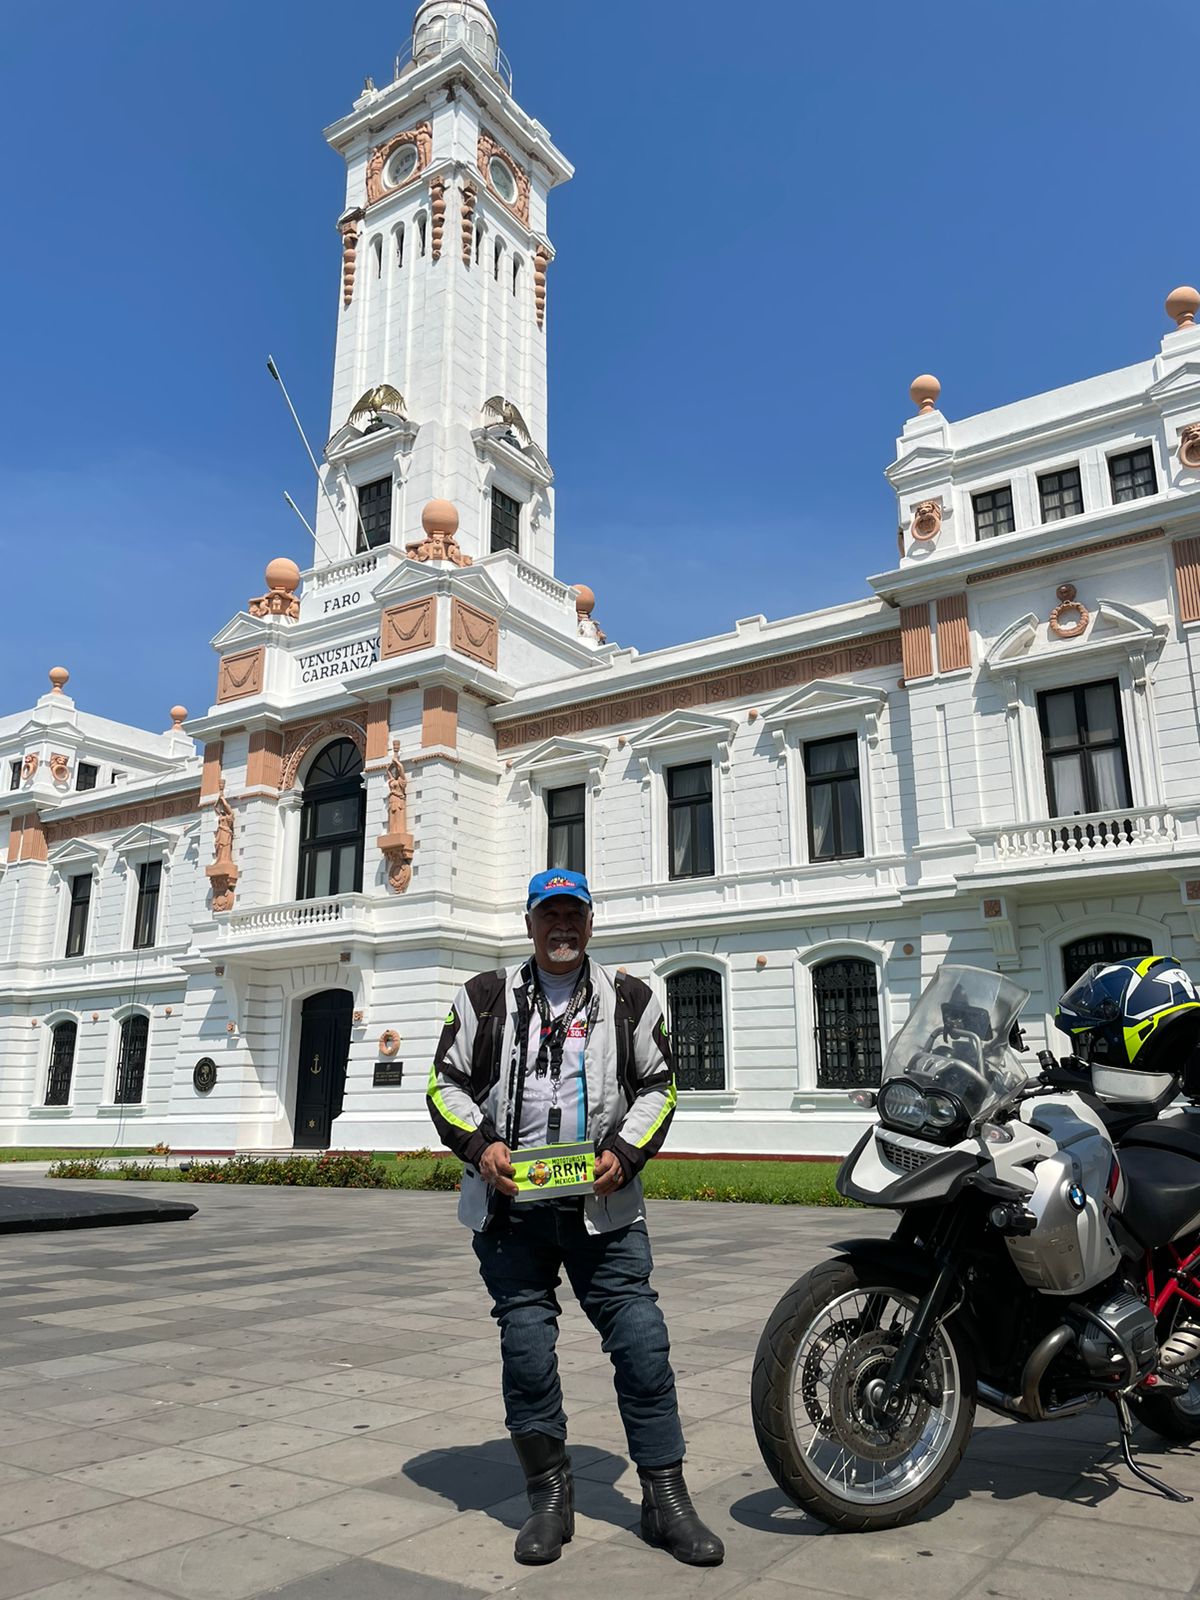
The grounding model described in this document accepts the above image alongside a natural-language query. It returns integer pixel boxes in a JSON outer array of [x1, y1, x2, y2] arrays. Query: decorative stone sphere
[[422, 498, 460, 537], [1165, 286, 1200, 329], [265, 557, 301, 594], [573, 584, 596, 616], [910, 374, 942, 414], [48, 666, 70, 694], [170, 706, 188, 728]]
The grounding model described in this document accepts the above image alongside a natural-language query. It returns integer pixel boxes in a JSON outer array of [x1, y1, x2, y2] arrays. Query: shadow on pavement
[[404, 1439, 642, 1534]]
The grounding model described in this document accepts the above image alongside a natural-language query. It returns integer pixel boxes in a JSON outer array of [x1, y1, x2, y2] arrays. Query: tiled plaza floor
[[0, 1179, 1195, 1599]]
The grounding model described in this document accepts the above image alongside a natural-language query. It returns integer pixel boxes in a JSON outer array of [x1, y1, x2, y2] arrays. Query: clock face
[[385, 144, 419, 189], [488, 154, 518, 205]]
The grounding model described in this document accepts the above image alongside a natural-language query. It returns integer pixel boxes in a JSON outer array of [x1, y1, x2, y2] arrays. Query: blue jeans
[[472, 1201, 686, 1469]]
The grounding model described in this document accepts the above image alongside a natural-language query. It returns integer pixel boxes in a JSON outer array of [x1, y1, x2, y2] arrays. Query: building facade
[[3, 2, 1200, 1156]]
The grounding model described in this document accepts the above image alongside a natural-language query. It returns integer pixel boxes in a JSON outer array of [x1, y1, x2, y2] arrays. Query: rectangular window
[[1109, 447, 1157, 504], [1037, 680, 1132, 818], [804, 735, 864, 861], [1038, 466, 1084, 523], [667, 762, 714, 880], [972, 485, 1016, 540], [356, 477, 392, 551], [75, 763, 98, 792], [8, 760, 19, 791], [490, 487, 521, 554], [546, 785, 586, 873], [65, 874, 92, 959], [133, 860, 163, 950]]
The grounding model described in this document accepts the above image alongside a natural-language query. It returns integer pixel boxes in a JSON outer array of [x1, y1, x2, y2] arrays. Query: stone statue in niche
[[48, 753, 71, 785], [378, 741, 415, 894], [205, 779, 240, 913]]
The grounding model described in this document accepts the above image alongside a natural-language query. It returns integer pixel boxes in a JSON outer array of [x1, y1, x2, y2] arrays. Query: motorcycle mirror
[[1008, 1022, 1029, 1052]]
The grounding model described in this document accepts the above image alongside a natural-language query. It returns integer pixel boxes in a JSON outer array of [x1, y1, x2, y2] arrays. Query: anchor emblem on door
[[311, 1052, 322, 1076]]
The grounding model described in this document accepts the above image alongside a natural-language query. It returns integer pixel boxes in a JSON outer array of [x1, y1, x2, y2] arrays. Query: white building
[[3, 1, 1200, 1156]]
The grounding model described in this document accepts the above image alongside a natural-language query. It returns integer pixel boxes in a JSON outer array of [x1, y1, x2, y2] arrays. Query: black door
[[293, 990, 353, 1149]]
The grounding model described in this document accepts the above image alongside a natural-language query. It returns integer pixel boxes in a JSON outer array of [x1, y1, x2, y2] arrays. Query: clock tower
[[317, 1, 573, 575]]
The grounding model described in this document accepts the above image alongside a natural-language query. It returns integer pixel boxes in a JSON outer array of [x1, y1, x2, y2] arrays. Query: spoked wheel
[[752, 1259, 976, 1531]]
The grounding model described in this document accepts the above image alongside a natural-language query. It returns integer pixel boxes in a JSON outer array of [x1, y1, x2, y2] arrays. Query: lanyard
[[530, 967, 597, 1144]]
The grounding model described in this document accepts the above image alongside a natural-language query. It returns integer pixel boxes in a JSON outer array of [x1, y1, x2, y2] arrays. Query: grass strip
[[44, 1150, 851, 1204]]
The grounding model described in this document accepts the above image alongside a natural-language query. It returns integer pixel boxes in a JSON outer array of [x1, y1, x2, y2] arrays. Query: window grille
[[115, 1014, 149, 1104], [490, 487, 521, 553], [813, 959, 883, 1088], [76, 763, 98, 792], [666, 969, 726, 1091], [45, 1021, 77, 1106]]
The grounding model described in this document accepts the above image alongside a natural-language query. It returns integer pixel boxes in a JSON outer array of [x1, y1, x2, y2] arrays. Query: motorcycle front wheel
[[752, 1257, 976, 1531]]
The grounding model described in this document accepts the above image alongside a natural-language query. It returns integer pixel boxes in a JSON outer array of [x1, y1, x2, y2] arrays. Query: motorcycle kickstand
[[1112, 1395, 1193, 1504]]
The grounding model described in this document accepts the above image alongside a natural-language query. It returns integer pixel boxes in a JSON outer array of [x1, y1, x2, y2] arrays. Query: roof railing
[[394, 18, 513, 94]]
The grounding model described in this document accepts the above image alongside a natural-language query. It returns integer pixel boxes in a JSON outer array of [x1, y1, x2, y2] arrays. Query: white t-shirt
[[516, 966, 590, 1148]]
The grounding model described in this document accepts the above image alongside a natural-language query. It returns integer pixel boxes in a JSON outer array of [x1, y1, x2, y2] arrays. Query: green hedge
[[45, 1149, 849, 1204]]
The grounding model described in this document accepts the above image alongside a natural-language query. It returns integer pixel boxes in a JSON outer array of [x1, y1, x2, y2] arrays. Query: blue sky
[[1, 0, 1196, 730]]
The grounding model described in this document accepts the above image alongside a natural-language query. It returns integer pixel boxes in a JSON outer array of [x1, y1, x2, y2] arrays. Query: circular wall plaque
[[193, 1057, 217, 1095]]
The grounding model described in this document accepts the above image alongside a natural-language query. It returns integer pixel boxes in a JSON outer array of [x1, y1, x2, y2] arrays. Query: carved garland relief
[[382, 596, 436, 659], [365, 123, 433, 206], [338, 209, 364, 308], [429, 175, 447, 261], [478, 129, 531, 225], [534, 244, 550, 330], [43, 790, 201, 847], [1048, 582, 1090, 639], [494, 632, 904, 750], [451, 599, 499, 670], [217, 647, 265, 704], [461, 182, 478, 265]]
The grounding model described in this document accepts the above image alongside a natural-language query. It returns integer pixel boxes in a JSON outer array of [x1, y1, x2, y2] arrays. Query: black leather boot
[[639, 1461, 724, 1565], [511, 1432, 574, 1564]]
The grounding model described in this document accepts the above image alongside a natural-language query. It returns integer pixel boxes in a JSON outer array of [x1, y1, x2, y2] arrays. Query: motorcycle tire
[[1129, 1381, 1200, 1442], [752, 1257, 976, 1532]]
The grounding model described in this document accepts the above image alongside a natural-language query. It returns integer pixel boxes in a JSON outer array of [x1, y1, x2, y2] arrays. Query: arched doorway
[[293, 990, 353, 1149], [1061, 933, 1154, 992], [297, 739, 365, 901]]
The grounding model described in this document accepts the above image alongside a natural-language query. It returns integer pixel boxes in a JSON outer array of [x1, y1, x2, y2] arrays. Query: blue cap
[[526, 869, 593, 911]]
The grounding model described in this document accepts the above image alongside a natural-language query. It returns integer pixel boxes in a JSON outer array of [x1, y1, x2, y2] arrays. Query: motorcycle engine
[[1071, 1291, 1158, 1385]]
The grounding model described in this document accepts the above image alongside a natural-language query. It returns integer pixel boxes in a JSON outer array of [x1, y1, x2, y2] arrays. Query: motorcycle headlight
[[923, 1092, 964, 1132], [877, 1079, 928, 1133]]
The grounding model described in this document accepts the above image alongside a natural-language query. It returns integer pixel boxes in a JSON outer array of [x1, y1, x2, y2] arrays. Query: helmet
[[1056, 956, 1200, 1099]]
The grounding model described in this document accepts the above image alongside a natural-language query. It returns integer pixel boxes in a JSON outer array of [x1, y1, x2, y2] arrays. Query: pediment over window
[[211, 614, 269, 650], [112, 825, 178, 859], [48, 839, 107, 873], [1148, 360, 1200, 404], [885, 443, 954, 487], [628, 710, 738, 776], [984, 599, 1166, 680], [513, 737, 609, 795], [325, 414, 419, 467], [371, 560, 506, 612], [763, 679, 887, 745]]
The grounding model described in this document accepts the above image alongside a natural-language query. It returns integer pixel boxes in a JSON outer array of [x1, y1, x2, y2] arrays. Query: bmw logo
[[1067, 1182, 1087, 1211]]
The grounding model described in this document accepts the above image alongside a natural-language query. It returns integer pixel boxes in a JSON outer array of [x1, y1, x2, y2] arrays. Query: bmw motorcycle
[[751, 960, 1200, 1531]]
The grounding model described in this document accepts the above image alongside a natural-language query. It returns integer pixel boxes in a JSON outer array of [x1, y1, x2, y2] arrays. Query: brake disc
[[826, 1331, 939, 1461]]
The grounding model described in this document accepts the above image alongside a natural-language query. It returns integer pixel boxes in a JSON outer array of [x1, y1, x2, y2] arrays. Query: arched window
[[394, 223, 405, 270], [371, 235, 383, 278], [1062, 934, 1154, 992], [46, 1020, 77, 1106], [297, 740, 365, 901], [512, 254, 523, 296], [417, 213, 428, 257], [494, 237, 505, 282], [812, 959, 883, 1089], [666, 969, 726, 1091], [115, 1015, 149, 1105], [475, 221, 485, 266]]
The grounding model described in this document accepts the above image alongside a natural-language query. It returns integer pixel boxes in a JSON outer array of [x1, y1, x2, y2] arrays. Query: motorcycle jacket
[[427, 959, 677, 1234]]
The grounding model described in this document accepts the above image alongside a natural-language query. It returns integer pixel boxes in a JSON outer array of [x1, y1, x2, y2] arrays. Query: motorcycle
[[751, 962, 1200, 1531]]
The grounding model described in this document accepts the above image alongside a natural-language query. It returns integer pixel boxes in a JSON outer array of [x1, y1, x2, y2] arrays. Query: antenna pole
[[266, 355, 357, 559]]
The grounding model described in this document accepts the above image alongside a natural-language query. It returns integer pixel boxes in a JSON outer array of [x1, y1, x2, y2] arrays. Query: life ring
[[379, 1029, 401, 1058]]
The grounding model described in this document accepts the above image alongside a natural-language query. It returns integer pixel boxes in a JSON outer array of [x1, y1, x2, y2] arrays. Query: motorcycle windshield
[[883, 965, 1030, 1124]]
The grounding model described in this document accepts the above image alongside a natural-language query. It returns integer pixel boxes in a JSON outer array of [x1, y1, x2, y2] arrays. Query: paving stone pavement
[[0, 1179, 1196, 1599]]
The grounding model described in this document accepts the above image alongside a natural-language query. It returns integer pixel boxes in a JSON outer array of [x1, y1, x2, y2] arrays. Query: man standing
[[427, 870, 724, 1568]]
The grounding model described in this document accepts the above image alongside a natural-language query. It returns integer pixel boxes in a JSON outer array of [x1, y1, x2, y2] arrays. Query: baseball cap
[[526, 869, 593, 911]]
